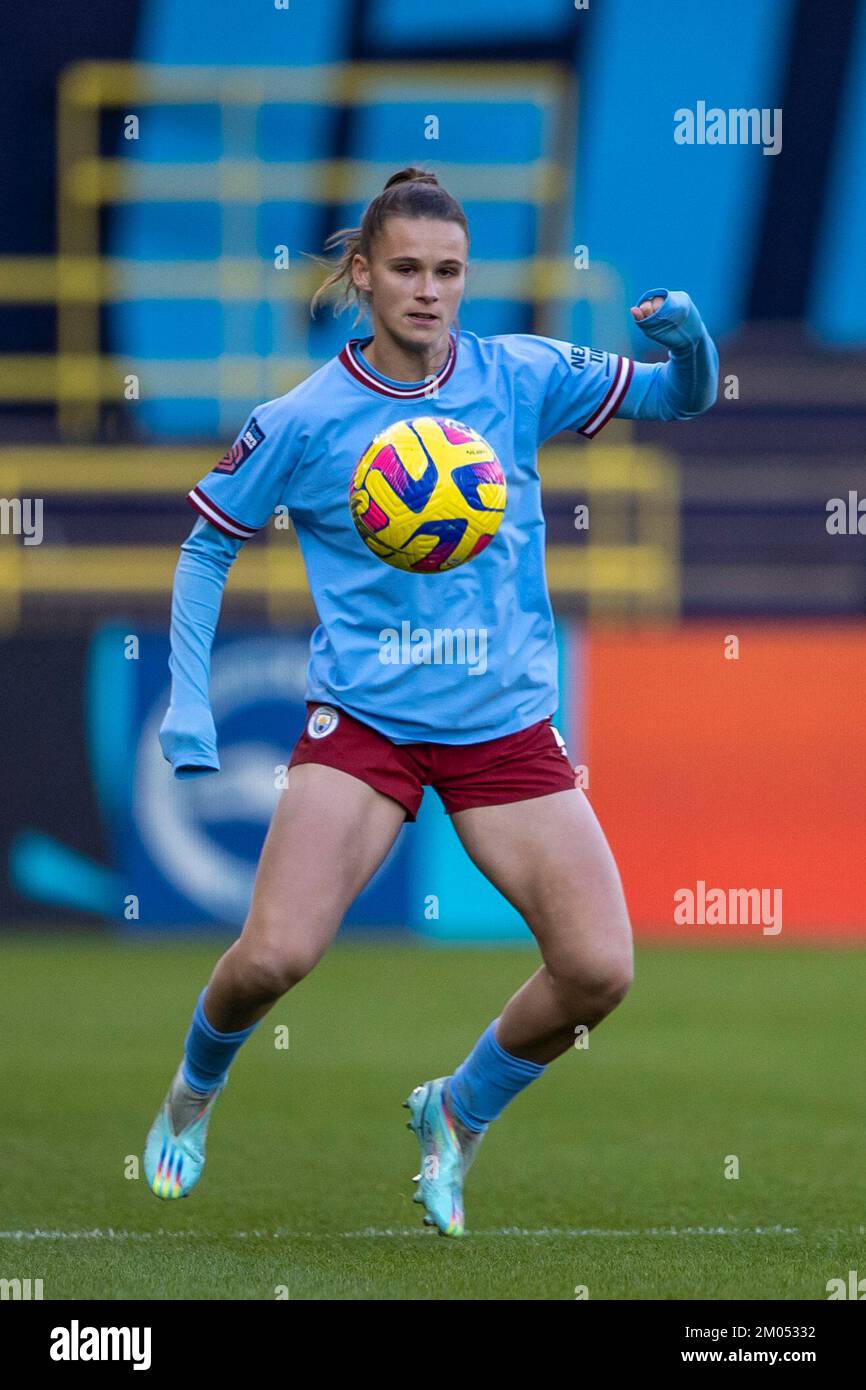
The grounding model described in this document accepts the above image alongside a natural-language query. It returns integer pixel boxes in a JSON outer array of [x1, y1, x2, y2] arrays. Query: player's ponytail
[[307, 166, 469, 322]]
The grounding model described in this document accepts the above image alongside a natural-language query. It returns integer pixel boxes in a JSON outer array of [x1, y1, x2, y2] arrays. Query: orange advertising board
[[582, 625, 866, 938]]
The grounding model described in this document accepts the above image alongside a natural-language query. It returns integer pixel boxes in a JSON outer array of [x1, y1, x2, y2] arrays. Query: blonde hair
[[307, 166, 469, 323]]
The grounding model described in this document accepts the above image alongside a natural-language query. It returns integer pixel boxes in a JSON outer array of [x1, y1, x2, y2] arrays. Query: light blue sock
[[446, 1018, 546, 1134], [181, 987, 261, 1093]]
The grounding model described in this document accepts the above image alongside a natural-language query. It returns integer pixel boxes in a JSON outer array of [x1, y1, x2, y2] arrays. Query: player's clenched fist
[[630, 296, 666, 322], [628, 288, 709, 353]]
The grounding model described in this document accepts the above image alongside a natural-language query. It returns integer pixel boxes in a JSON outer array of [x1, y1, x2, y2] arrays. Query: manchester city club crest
[[307, 705, 340, 739]]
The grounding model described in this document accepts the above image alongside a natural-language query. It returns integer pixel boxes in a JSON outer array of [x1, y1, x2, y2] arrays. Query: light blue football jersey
[[186, 315, 699, 744]]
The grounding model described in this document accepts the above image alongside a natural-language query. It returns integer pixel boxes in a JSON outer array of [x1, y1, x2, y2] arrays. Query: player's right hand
[[159, 702, 221, 779]]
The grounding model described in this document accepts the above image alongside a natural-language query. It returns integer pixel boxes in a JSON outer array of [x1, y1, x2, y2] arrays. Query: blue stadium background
[[1, 0, 864, 934]]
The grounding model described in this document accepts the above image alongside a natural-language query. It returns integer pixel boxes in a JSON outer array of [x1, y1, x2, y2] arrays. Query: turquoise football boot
[[403, 1076, 485, 1237], [144, 1065, 224, 1200]]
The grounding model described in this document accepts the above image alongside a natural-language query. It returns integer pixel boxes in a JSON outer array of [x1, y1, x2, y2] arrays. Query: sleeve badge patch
[[213, 417, 266, 474]]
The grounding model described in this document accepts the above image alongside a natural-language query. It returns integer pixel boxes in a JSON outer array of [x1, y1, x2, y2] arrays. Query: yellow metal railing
[[46, 60, 583, 434], [543, 443, 681, 617], [0, 61, 679, 624], [0, 255, 624, 406], [0, 443, 680, 627], [0, 256, 622, 305], [0, 61, 633, 425]]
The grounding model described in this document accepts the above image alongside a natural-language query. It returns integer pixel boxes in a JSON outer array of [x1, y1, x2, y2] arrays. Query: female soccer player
[[146, 167, 718, 1234]]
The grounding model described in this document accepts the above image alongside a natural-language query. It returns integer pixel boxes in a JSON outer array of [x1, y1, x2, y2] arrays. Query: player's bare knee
[[601, 962, 633, 1012], [550, 950, 633, 1016], [240, 938, 322, 999]]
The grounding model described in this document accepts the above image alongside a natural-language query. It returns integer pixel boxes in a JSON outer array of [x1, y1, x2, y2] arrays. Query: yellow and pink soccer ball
[[348, 416, 507, 573]]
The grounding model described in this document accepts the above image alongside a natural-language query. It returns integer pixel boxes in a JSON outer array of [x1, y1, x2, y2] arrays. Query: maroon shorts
[[287, 701, 577, 822]]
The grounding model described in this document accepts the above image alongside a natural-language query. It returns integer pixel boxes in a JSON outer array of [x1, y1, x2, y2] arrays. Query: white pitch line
[[1, 1224, 856, 1241]]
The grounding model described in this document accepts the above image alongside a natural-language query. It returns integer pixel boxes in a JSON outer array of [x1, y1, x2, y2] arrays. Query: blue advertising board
[[7, 619, 576, 939], [81, 623, 410, 929]]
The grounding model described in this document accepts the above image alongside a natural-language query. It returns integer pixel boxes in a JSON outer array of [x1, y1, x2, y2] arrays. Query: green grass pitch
[[0, 937, 861, 1300]]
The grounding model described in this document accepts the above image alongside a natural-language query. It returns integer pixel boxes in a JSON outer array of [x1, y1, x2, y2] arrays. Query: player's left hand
[[628, 288, 706, 351], [630, 296, 666, 322]]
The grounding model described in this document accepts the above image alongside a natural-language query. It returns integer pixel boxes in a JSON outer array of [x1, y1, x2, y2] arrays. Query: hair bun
[[383, 166, 439, 191]]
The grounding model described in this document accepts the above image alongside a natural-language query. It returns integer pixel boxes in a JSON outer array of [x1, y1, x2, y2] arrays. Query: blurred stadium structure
[[2, 55, 678, 624], [1, 0, 865, 933]]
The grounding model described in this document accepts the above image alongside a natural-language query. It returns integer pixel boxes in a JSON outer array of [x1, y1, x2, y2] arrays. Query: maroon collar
[[338, 333, 458, 399]]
